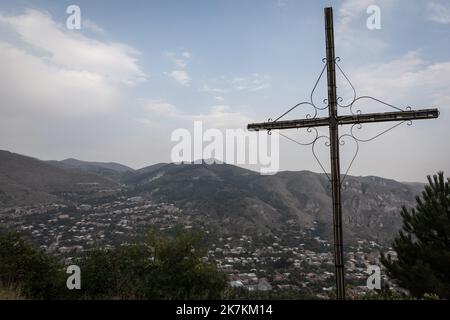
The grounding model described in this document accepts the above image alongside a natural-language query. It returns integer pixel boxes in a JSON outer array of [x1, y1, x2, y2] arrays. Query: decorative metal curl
[[349, 120, 409, 143], [312, 135, 331, 181], [334, 59, 412, 116], [310, 63, 329, 111], [338, 134, 359, 185], [275, 130, 331, 182], [276, 127, 319, 147], [338, 119, 414, 183], [272, 61, 329, 123], [335, 59, 356, 109], [349, 96, 405, 117], [267, 118, 273, 135], [273, 102, 318, 123]]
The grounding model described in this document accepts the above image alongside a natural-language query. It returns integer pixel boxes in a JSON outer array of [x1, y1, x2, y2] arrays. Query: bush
[[0, 283, 25, 300], [381, 172, 450, 299], [77, 227, 226, 299], [0, 227, 226, 299], [0, 229, 66, 299]]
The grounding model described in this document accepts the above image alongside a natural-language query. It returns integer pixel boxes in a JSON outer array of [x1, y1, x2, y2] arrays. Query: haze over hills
[[0, 150, 119, 206], [0, 150, 424, 243], [124, 162, 423, 243], [56, 158, 133, 172], [47, 158, 134, 182]]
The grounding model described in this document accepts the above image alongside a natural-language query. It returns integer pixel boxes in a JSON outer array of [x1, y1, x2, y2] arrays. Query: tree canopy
[[381, 172, 450, 299], [0, 227, 226, 299]]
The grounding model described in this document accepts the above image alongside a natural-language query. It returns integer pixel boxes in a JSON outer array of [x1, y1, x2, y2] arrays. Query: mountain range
[[0, 150, 118, 205], [0, 150, 424, 244]]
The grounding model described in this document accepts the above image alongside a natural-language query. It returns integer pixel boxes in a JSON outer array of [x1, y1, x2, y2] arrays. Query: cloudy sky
[[0, 0, 449, 182]]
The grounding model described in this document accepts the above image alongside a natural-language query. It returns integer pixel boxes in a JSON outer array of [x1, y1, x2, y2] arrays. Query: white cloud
[[192, 105, 251, 129], [83, 19, 105, 34], [164, 50, 192, 86], [169, 70, 191, 86], [346, 51, 450, 108], [338, 0, 374, 32], [203, 74, 270, 97], [0, 9, 145, 84], [427, 2, 450, 24], [276, 0, 287, 8], [336, 0, 390, 54], [143, 100, 181, 117], [164, 53, 187, 68], [135, 117, 159, 127], [0, 8, 148, 121], [202, 84, 227, 94], [0, 41, 118, 117], [140, 99, 250, 129], [231, 74, 270, 91]]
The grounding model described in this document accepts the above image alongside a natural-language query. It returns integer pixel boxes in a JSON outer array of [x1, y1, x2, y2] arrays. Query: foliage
[[0, 226, 227, 299], [75, 244, 154, 299], [381, 172, 450, 299], [228, 287, 315, 300], [77, 227, 227, 299], [361, 290, 406, 300], [0, 283, 25, 300], [0, 229, 66, 299]]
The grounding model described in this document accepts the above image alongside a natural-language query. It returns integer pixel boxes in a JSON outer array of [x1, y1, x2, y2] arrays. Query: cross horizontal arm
[[247, 116, 330, 131], [338, 108, 439, 126], [247, 108, 439, 131]]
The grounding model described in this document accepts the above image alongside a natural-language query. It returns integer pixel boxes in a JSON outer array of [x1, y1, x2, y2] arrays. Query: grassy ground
[[0, 284, 24, 300]]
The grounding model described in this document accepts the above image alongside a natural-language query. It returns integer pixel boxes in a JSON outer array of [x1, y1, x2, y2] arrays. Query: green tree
[[76, 244, 154, 299], [146, 227, 226, 299], [0, 229, 65, 299], [381, 172, 450, 299], [0, 227, 226, 299], [77, 227, 226, 299]]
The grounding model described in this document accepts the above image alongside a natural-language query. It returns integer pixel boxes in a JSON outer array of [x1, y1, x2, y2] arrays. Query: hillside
[[0, 150, 120, 205], [0, 151, 425, 243], [125, 162, 424, 243], [47, 158, 134, 182]]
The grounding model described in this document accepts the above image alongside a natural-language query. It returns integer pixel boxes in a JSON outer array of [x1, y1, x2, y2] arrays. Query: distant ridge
[[47, 158, 134, 182], [0, 150, 118, 205], [60, 158, 134, 173]]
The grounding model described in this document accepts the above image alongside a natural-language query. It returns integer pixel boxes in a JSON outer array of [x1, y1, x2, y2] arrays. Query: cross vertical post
[[325, 7, 345, 300]]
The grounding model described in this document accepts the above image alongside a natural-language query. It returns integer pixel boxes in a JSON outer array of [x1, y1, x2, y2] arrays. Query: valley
[[0, 150, 421, 298]]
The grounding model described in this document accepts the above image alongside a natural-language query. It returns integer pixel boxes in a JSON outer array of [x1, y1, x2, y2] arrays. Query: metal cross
[[247, 7, 439, 299]]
